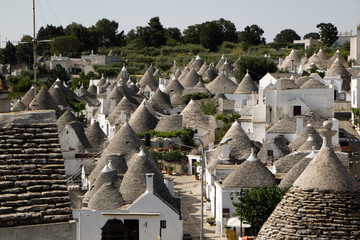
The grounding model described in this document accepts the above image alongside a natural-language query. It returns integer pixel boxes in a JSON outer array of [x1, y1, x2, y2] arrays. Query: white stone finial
[[101, 163, 113, 173], [305, 147, 317, 159], [247, 149, 259, 162], [138, 148, 146, 157]]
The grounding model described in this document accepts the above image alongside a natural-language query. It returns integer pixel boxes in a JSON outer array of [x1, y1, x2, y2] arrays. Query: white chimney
[[110, 98, 116, 112], [100, 98, 108, 115], [296, 118, 303, 135], [221, 143, 230, 159], [145, 173, 154, 193]]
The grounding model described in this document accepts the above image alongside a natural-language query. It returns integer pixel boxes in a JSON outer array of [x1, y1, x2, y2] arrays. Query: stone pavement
[[169, 174, 224, 240]]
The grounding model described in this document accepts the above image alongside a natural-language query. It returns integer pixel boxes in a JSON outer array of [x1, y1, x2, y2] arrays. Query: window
[[160, 220, 166, 229], [268, 150, 273, 157], [242, 99, 247, 106]]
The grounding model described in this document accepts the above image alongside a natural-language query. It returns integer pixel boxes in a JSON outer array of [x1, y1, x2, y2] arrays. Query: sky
[[1, 0, 360, 47]]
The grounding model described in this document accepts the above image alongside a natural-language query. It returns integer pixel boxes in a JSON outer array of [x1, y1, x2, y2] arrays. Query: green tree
[[93, 18, 125, 48], [317, 23, 338, 47], [16, 35, 33, 68], [303, 32, 320, 39], [199, 21, 223, 51], [64, 22, 90, 52], [273, 29, 300, 43], [183, 25, 201, 44], [50, 64, 70, 83], [183, 92, 211, 104], [165, 27, 182, 45], [71, 71, 97, 90], [50, 35, 81, 57], [233, 185, 288, 232], [238, 25, 266, 47], [218, 18, 238, 43], [200, 98, 219, 115], [0, 41, 17, 73], [235, 55, 277, 82], [148, 17, 166, 47], [37, 24, 64, 56]]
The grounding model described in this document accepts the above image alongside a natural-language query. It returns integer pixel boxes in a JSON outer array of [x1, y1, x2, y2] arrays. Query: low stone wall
[[0, 221, 76, 240]]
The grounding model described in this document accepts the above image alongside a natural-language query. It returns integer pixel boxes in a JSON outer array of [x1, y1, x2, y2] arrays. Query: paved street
[[169, 175, 224, 240]]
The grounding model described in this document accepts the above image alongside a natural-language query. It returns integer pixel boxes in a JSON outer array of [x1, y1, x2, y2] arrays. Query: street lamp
[[239, 188, 245, 238]]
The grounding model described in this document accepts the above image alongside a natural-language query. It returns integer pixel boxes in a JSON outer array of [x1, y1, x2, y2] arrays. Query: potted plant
[[194, 171, 200, 180], [225, 228, 236, 240], [206, 217, 215, 225]]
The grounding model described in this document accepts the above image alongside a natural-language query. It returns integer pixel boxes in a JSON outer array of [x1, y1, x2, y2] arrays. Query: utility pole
[[33, 0, 37, 94]]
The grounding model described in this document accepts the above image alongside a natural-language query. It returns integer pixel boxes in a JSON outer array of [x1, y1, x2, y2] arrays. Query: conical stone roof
[[115, 65, 130, 84], [181, 99, 206, 119], [305, 53, 328, 70], [120, 150, 176, 208], [197, 62, 209, 76], [300, 78, 326, 89], [289, 124, 323, 150], [297, 136, 321, 151], [49, 85, 69, 107], [280, 49, 301, 70], [28, 86, 62, 117], [219, 60, 235, 77], [85, 122, 108, 151], [258, 120, 360, 239], [206, 72, 237, 94], [222, 151, 276, 188], [88, 182, 125, 210], [21, 86, 36, 106], [107, 96, 139, 126], [128, 101, 159, 133], [235, 72, 258, 94], [139, 69, 158, 91], [56, 109, 78, 131], [328, 49, 348, 67], [149, 89, 171, 111], [216, 55, 225, 69], [163, 77, 184, 106], [12, 100, 26, 111], [193, 55, 204, 71], [84, 164, 119, 203], [88, 122, 151, 183], [180, 68, 201, 88], [87, 84, 97, 95], [294, 76, 311, 87], [177, 67, 190, 83], [278, 149, 317, 188], [106, 86, 124, 112], [324, 57, 351, 78]]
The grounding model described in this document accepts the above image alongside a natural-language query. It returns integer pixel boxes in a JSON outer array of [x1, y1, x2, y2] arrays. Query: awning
[[226, 217, 251, 228]]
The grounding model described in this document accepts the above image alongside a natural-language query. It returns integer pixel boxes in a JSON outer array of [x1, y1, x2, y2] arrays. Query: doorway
[[293, 106, 301, 116]]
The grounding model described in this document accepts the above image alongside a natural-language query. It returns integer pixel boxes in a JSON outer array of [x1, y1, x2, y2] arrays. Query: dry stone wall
[[0, 122, 72, 227]]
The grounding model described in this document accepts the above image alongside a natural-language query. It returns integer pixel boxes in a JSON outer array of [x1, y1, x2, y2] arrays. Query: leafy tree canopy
[[16, 35, 33, 68], [303, 32, 320, 39], [0, 41, 17, 66], [200, 98, 219, 115], [50, 35, 81, 57], [238, 24, 266, 47], [235, 55, 277, 82], [317, 23, 338, 47], [233, 185, 288, 231], [50, 64, 70, 83], [273, 29, 300, 43]]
